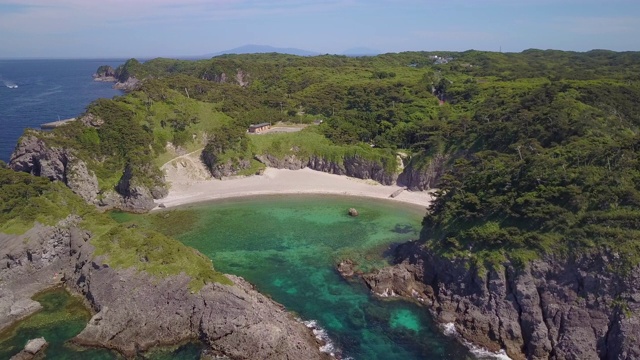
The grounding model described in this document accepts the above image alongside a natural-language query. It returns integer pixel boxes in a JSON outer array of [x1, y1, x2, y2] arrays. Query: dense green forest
[[8, 49, 640, 269]]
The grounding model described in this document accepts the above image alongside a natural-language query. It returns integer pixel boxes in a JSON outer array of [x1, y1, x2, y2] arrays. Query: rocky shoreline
[[354, 240, 640, 360], [0, 217, 328, 359]]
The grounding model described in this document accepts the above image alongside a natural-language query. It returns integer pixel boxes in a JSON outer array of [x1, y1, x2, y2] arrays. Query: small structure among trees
[[248, 122, 271, 133]]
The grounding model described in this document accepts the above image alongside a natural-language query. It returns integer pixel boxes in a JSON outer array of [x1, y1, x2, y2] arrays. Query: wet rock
[[10, 337, 48, 360], [337, 259, 356, 277], [348, 208, 359, 217]]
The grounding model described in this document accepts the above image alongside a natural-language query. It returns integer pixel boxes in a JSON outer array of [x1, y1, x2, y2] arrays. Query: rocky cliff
[[361, 241, 640, 360], [92, 66, 116, 82], [397, 152, 449, 191], [256, 153, 398, 185], [8, 135, 99, 203], [0, 218, 327, 359], [9, 133, 166, 213]]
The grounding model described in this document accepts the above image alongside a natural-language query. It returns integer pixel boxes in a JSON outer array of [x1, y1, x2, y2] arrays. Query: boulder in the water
[[348, 208, 359, 217], [10, 337, 48, 360], [337, 259, 356, 277]]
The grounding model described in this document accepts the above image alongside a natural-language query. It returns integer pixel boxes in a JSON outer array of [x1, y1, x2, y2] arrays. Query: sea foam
[[442, 322, 514, 360]]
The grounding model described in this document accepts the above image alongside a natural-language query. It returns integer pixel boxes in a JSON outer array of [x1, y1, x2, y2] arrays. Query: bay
[[161, 195, 476, 360]]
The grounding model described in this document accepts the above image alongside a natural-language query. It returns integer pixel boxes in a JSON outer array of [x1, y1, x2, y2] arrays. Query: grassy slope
[[0, 166, 230, 291]]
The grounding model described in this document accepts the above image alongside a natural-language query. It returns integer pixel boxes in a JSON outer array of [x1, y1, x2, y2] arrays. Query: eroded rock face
[[78, 113, 105, 128], [256, 153, 398, 185], [8, 135, 99, 203], [113, 77, 140, 91], [397, 153, 449, 191], [0, 218, 327, 359], [207, 159, 251, 179], [343, 155, 396, 185], [255, 154, 307, 170], [361, 241, 640, 360], [93, 66, 116, 82]]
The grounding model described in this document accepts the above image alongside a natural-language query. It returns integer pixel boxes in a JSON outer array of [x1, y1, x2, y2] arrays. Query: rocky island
[[3, 50, 640, 359]]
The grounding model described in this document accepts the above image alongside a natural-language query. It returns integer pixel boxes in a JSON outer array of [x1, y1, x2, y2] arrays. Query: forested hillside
[[11, 49, 640, 267]]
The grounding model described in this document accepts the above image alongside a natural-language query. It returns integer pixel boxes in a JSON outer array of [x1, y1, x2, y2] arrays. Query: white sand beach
[[157, 152, 435, 210]]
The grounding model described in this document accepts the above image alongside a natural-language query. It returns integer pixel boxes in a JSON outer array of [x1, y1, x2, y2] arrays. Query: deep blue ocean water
[[0, 59, 124, 162]]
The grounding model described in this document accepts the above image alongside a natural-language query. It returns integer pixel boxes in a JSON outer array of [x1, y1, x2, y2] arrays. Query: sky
[[0, 0, 639, 58]]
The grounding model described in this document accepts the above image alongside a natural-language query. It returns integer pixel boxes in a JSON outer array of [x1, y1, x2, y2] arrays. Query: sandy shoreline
[[157, 155, 435, 210]]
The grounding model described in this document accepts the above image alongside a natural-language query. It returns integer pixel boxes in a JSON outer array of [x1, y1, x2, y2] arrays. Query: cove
[[149, 194, 476, 359], [0, 288, 113, 359], [0, 288, 203, 359]]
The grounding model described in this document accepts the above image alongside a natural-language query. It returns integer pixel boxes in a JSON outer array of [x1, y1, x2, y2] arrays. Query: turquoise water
[[175, 195, 474, 359], [2, 195, 477, 359]]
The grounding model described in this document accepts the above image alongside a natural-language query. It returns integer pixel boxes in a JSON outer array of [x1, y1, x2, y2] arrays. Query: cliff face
[[92, 66, 116, 82], [361, 241, 640, 360], [397, 153, 449, 191], [0, 218, 327, 359], [9, 134, 166, 213], [9, 135, 99, 203], [256, 153, 398, 185]]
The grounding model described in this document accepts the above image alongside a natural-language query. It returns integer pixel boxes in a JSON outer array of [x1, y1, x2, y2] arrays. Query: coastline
[[157, 157, 435, 210]]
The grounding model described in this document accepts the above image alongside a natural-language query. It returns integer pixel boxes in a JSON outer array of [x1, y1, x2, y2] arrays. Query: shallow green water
[[173, 195, 475, 359], [0, 288, 115, 359], [0, 288, 203, 359], [1, 195, 480, 359]]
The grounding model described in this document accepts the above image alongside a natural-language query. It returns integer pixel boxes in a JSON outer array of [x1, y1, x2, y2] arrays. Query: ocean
[[0, 59, 124, 162]]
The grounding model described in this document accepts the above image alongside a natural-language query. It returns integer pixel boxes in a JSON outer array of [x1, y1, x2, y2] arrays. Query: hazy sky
[[1, 0, 639, 58]]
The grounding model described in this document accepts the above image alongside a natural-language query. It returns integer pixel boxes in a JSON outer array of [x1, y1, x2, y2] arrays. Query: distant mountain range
[[203, 45, 319, 57], [200, 44, 383, 58]]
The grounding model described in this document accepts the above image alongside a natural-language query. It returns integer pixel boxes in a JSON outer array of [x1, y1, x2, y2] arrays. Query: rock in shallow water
[[348, 208, 359, 217], [10, 337, 48, 360]]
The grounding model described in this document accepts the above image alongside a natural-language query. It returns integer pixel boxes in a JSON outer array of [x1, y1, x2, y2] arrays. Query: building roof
[[249, 122, 270, 128]]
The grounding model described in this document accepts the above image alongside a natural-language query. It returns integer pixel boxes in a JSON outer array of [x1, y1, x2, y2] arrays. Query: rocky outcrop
[[98, 165, 167, 212], [256, 153, 398, 185], [397, 153, 449, 191], [10, 338, 48, 360], [8, 135, 99, 203], [361, 241, 640, 360], [203, 70, 250, 87], [78, 113, 104, 128], [93, 66, 116, 82], [255, 154, 306, 170], [206, 159, 251, 179], [9, 135, 166, 213], [1, 218, 327, 359], [343, 155, 397, 185], [113, 77, 141, 92]]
